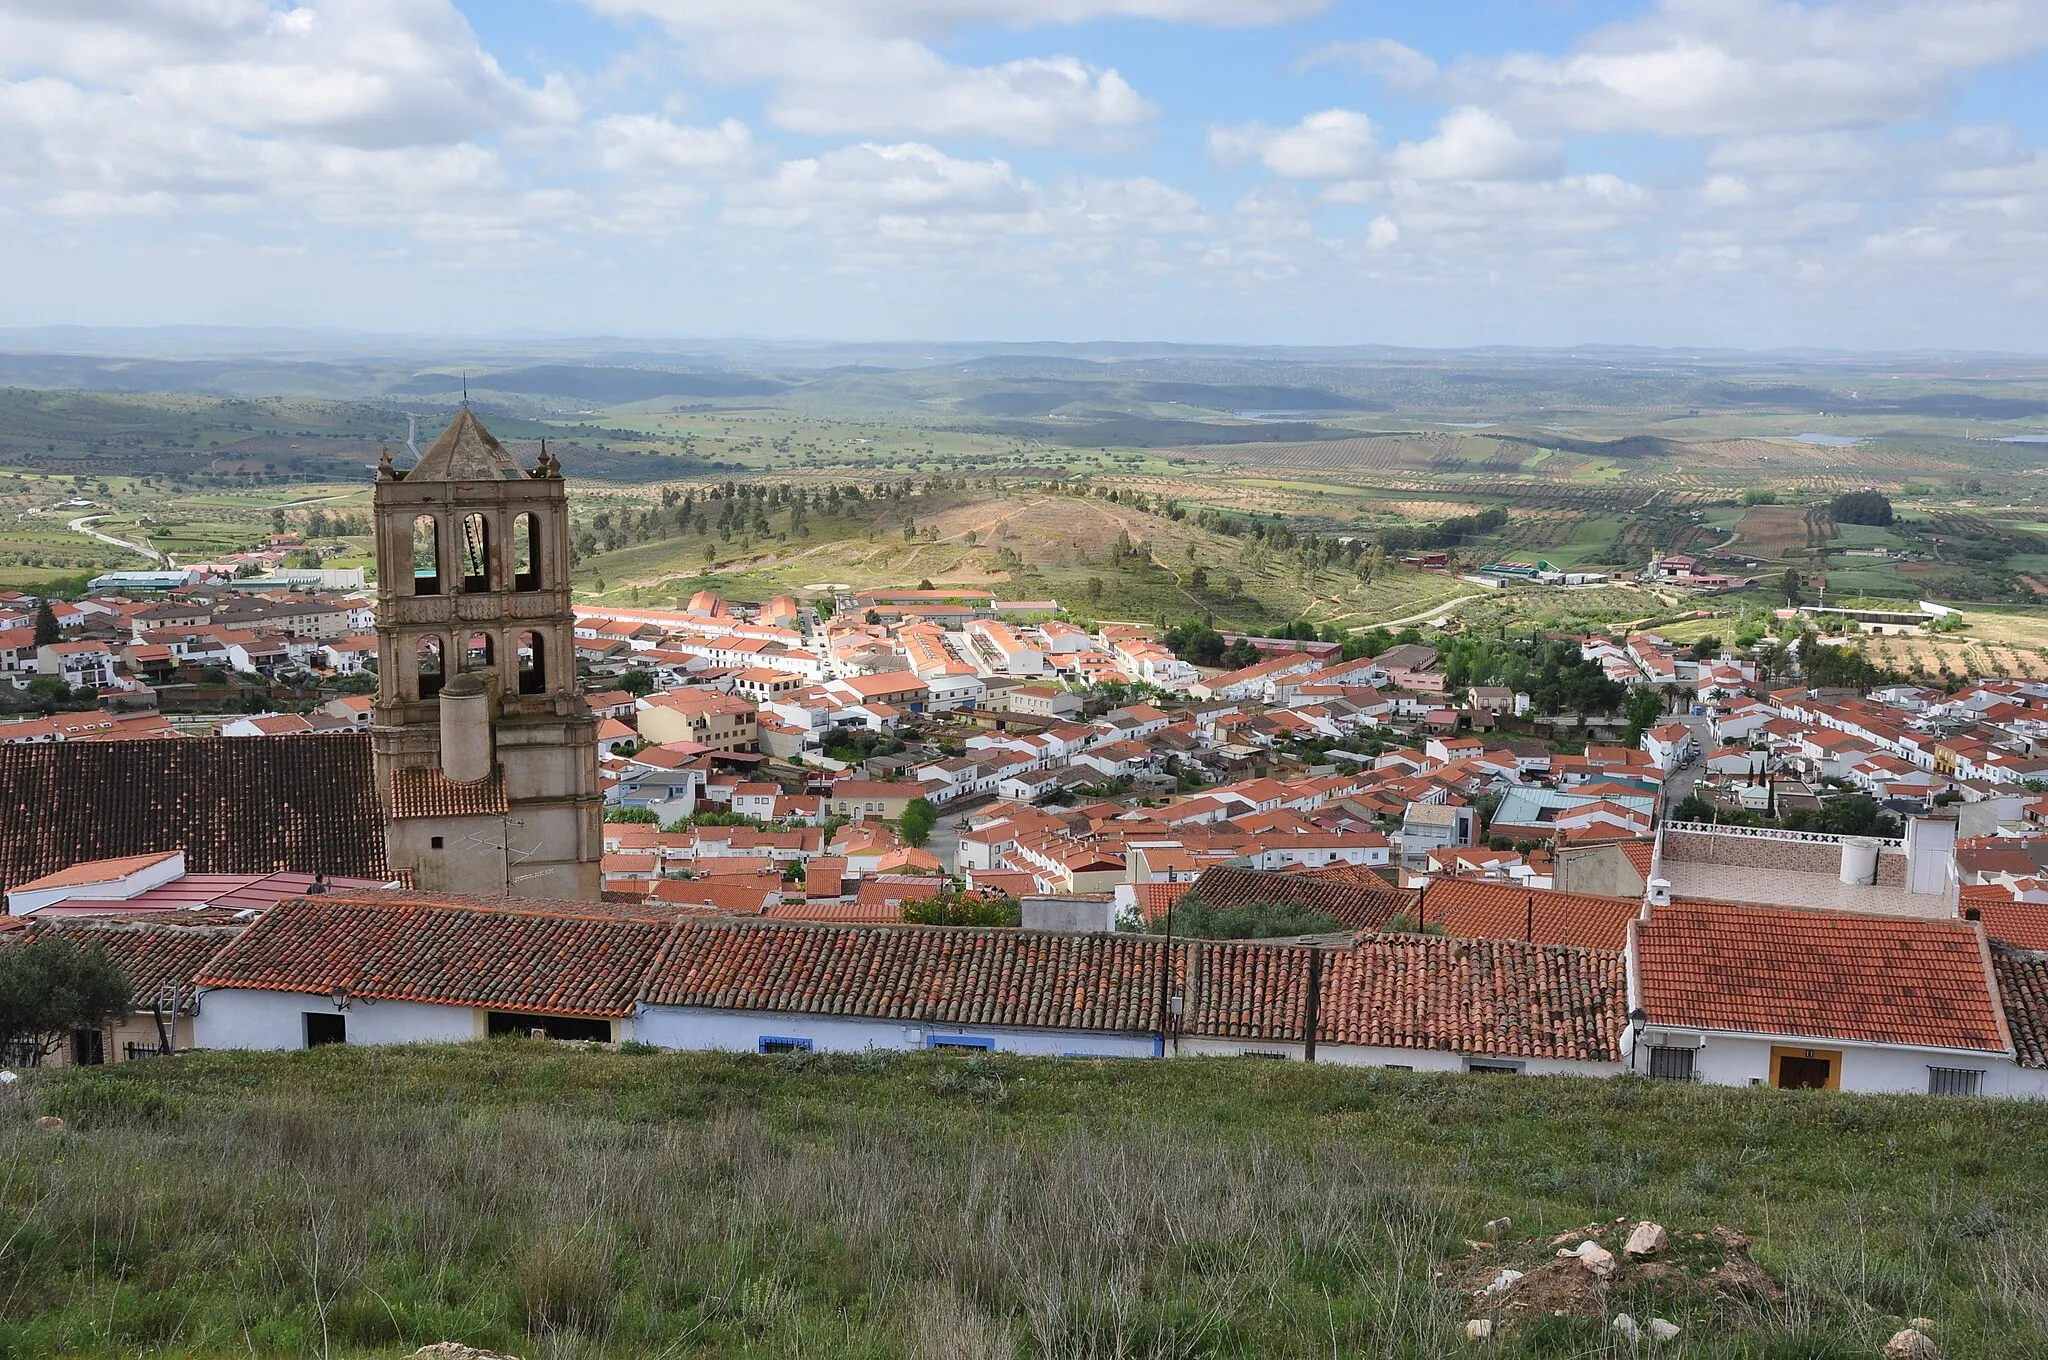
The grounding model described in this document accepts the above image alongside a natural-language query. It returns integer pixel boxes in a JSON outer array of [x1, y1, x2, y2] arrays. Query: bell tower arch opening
[[370, 413, 598, 901]]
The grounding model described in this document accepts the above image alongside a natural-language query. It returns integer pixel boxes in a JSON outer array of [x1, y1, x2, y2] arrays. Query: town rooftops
[[1418, 877, 1642, 951], [1187, 865, 1414, 932], [0, 733, 386, 889], [1634, 900, 2009, 1053], [196, 894, 671, 1018], [8, 914, 245, 1011]]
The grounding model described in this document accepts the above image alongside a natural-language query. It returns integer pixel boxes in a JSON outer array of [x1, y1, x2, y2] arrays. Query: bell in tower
[[370, 407, 601, 900]]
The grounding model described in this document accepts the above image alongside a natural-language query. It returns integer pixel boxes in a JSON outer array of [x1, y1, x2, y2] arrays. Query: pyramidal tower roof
[[409, 407, 527, 481]]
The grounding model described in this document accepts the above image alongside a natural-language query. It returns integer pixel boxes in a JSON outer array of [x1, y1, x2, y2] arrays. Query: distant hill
[[397, 365, 790, 402]]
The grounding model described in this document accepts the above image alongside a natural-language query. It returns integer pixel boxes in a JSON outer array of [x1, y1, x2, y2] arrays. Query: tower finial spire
[[461, 370, 469, 408]]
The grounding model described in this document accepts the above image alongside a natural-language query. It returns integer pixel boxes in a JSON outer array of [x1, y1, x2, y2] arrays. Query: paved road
[[1660, 710, 1719, 809], [68, 515, 163, 564]]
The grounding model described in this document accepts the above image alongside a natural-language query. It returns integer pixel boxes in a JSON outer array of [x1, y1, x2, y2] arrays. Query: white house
[[1628, 900, 2048, 1098]]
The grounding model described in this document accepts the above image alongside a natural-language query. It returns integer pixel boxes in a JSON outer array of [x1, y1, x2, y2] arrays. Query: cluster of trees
[[571, 476, 981, 565], [1670, 791, 1902, 839], [1830, 490, 1895, 526], [1436, 633, 1625, 718], [1377, 506, 1508, 554], [903, 890, 1021, 927], [1160, 622, 1261, 669]]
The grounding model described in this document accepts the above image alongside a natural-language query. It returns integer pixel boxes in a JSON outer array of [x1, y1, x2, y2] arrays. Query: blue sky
[[4, 0, 2048, 350]]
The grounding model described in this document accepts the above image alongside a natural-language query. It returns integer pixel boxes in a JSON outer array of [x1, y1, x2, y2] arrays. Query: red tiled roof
[[0, 734, 385, 885], [763, 900, 906, 923], [1635, 901, 2009, 1052], [1130, 880, 1193, 925], [389, 766, 509, 819], [1965, 888, 2048, 951], [1194, 935, 1627, 1060], [642, 921, 1170, 1031], [9, 850, 181, 893], [1415, 877, 1642, 951], [1188, 865, 1414, 931], [195, 895, 669, 1017], [1992, 946, 2048, 1069], [11, 916, 243, 1011]]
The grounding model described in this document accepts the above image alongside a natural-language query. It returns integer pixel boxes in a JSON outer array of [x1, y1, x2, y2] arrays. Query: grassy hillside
[[5, 1046, 2046, 1359], [570, 481, 1474, 632]]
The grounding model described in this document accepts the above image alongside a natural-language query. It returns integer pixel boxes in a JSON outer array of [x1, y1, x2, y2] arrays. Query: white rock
[[1611, 1313, 1640, 1341], [1464, 1318, 1494, 1341], [1884, 1329, 1938, 1360], [0, 1070, 18, 1085], [1479, 1268, 1524, 1297], [1483, 1216, 1512, 1239], [1647, 1318, 1680, 1342], [1572, 1241, 1618, 1279], [1624, 1221, 1669, 1258]]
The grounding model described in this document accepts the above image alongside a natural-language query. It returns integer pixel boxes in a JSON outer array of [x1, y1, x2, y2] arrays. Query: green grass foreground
[[4, 1044, 2046, 1359]]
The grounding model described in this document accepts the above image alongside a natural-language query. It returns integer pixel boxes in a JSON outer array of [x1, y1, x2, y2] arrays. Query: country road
[[68, 515, 164, 564], [1349, 594, 1488, 632]]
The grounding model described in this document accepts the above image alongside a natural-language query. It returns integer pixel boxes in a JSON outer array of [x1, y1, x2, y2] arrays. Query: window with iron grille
[[1649, 1046, 1697, 1081], [1927, 1067, 1982, 1097], [758, 1036, 812, 1055]]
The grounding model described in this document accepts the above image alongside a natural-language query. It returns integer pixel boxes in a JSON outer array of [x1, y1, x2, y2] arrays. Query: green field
[[5, 1046, 2045, 1360]]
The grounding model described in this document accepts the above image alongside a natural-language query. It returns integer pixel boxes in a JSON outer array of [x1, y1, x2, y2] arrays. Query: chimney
[[438, 672, 493, 783], [1646, 877, 1671, 907]]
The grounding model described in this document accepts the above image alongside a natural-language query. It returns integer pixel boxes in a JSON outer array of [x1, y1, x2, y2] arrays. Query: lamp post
[[1627, 1006, 1647, 1075]]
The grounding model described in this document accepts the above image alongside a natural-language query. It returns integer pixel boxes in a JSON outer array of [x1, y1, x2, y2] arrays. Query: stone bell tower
[[370, 406, 601, 901]]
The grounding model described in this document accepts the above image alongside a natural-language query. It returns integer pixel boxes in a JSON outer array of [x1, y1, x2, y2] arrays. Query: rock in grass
[[1612, 1313, 1640, 1341], [1483, 1216, 1512, 1239], [1572, 1241, 1617, 1279], [1479, 1268, 1524, 1296], [1624, 1221, 1668, 1258], [34, 1115, 64, 1132], [1463, 1318, 1494, 1341], [1647, 1318, 1681, 1341], [408, 1346, 524, 1360], [1884, 1329, 1938, 1360]]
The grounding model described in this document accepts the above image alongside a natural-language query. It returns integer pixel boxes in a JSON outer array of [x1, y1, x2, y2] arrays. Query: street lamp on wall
[[332, 984, 351, 1011], [1627, 1006, 1647, 1074]]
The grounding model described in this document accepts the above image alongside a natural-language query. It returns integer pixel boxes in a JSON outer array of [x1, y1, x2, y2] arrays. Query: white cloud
[[1323, 0, 2048, 138], [743, 40, 1153, 145], [582, 0, 1324, 36], [1209, 109, 1378, 179], [738, 142, 1033, 224], [580, 0, 1190, 144], [1386, 107, 1560, 181], [0, 0, 570, 233], [595, 115, 757, 175]]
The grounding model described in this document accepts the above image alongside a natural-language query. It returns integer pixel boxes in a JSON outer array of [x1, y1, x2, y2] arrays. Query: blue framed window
[[758, 1036, 813, 1054], [927, 1035, 994, 1051]]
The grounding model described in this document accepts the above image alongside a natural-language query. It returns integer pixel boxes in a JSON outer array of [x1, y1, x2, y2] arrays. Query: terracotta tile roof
[[195, 895, 669, 1017], [12, 916, 243, 1011], [1188, 936, 1627, 1061], [762, 900, 906, 923], [0, 733, 385, 886], [1130, 880, 1193, 924], [1964, 891, 2048, 951], [1635, 901, 2009, 1052], [855, 875, 947, 908], [389, 766, 509, 819], [649, 877, 782, 914], [1992, 946, 2048, 1069], [1415, 877, 1643, 951], [9, 850, 181, 893], [642, 921, 1172, 1032], [1189, 865, 1415, 931]]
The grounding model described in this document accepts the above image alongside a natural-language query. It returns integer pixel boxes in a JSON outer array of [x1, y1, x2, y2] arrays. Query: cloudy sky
[[5, 0, 2048, 350]]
